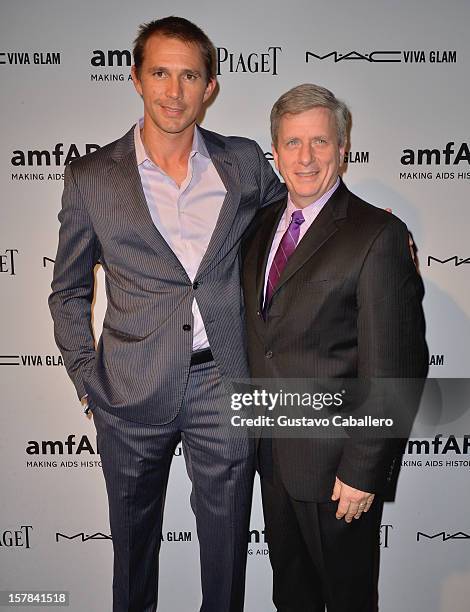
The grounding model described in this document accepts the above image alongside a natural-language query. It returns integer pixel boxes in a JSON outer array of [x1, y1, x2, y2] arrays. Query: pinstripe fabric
[[262, 178, 339, 304], [92, 361, 254, 612], [135, 122, 227, 351], [242, 180, 429, 502], [48, 124, 284, 612], [261, 466, 383, 611], [48, 124, 286, 425]]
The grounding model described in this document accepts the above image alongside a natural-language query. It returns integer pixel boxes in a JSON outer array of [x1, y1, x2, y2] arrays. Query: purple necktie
[[264, 209, 305, 313]]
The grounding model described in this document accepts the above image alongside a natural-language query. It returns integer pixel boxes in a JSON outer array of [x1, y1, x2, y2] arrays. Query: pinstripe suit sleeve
[[48, 162, 101, 400], [336, 216, 428, 492], [254, 141, 286, 207]]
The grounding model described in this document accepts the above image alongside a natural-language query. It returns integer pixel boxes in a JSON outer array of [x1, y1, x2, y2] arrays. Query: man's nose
[[299, 142, 314, 165], [166, 76, 183, 99]]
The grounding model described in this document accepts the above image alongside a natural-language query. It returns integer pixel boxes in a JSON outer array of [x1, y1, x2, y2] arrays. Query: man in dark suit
[[49, 16, 285, 612], [242, 84, 428, 611]]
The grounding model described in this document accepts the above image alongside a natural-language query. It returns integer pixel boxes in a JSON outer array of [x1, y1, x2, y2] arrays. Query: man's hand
[[81, 396, 93, 420], [331, 477, 375, 523]]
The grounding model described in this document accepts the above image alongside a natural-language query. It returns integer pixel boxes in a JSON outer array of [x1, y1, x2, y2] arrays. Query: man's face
[[131, 34, 216, 138], [272, 107, 345, 208]]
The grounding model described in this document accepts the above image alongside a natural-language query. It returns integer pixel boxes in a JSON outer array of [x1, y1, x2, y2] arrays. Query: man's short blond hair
[[270, 83, 350, 147]]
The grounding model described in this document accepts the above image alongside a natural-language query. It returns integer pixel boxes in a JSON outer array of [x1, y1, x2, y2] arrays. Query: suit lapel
[[196, 128, 241, 278], [269, 181, 349, 303], [107, 128, 191, 277], [107, 125, 248, 279]]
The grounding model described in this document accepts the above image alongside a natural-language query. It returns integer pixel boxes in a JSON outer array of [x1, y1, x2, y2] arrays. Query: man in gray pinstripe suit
[[49, 16, 285, 612]]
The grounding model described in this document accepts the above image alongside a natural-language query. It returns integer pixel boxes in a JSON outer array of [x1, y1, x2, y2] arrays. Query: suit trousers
[[260, 446, 382, 612], [91, 360, 255, 612]]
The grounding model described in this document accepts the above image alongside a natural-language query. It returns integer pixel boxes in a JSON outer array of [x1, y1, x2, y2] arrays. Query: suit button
[[193, 281, 199, 289], [183, 324, 191, 331], [265, 350, 273, 359]]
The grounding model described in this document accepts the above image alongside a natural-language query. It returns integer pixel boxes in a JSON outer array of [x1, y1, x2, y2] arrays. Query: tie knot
[[291, 210, 305, 226]]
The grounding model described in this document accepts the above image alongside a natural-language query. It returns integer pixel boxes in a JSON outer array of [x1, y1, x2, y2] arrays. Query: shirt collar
[[286, 177, 340, 222], [134, 118, 210, 167]]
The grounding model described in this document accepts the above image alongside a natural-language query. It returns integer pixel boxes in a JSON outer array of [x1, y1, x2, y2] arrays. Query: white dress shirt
[[134, 119, 227, 350], [263, 178, 340, 306]]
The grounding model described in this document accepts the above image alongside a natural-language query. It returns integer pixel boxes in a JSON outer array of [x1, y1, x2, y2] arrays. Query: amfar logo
[[248, 527, 268, 557], [89, 49, 133, 82], [91, 49, 132, 67], [249, 528, 267, 544], [305, 50, 456, 64], [427, 256, 470, 267], [11, 144, 100, 167], [417, 531, 470, 542], [25, 436, 181, 458], [26, 434, 98, 455], [406, 434, 470, 455], [217, 47, 281, 75], [0, 525, 33, 548], [0, 249, 18, 276], [0, 52, 60, 65], [401, 143, 470, 165]]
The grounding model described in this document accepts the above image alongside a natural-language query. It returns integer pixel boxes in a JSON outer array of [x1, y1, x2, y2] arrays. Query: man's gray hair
[[270, 83, 350, 147]]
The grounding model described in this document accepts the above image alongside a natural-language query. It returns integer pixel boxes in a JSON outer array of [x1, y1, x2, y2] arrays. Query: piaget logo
[[216, 47, 282, 75], [380, 524, 393, 548], [0, 249, 18, 276], [0, 526, 33, 548]]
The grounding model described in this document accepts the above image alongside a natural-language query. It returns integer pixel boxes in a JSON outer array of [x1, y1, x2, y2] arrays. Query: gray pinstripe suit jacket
[[49, 125, 285, 425]]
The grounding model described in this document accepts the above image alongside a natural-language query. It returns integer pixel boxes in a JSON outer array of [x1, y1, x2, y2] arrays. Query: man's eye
[[153, 71, 166, 78], [286, 139, 299, 147], [185, 73, 197, 80]]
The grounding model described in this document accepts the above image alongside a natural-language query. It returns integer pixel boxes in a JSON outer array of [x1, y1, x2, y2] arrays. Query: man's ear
[[271, 143, 280, 171], [339, 144, 346, 166], [203, 77, 217, 103], [131, 65, 143, 97]]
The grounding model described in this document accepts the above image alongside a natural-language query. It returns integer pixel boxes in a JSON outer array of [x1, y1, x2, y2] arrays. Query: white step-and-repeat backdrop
[[1, 0, 469, 610]]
